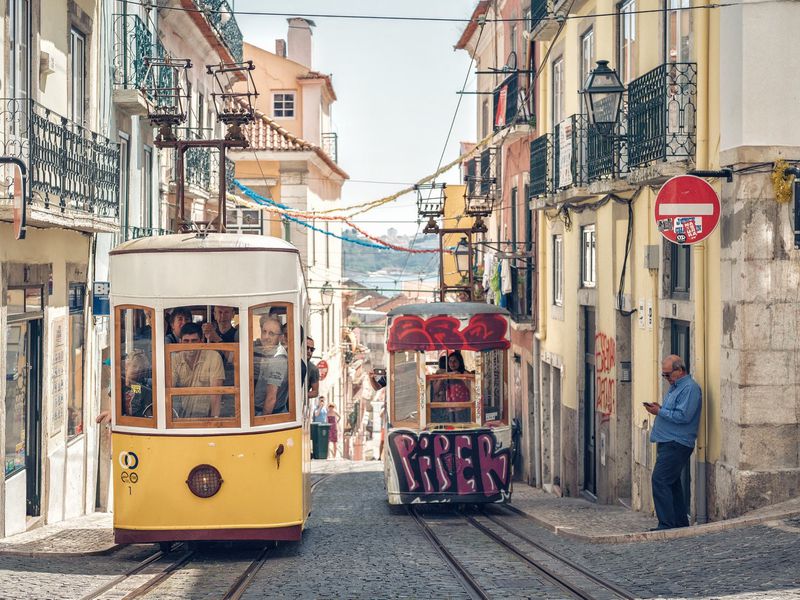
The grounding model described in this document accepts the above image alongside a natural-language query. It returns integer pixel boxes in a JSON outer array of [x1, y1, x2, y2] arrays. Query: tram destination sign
[[654, 175, 720, 245]]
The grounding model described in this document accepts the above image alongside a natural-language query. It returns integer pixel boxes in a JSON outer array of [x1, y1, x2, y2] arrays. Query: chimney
[[287, 17, 315, 68], [275, 39, 286, 58]]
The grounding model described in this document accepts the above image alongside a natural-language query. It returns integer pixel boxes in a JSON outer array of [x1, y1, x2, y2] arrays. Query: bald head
[[662, 355, 686, 372]]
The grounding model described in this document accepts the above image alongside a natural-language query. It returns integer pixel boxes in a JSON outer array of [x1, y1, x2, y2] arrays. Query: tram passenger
[[254, 316, 289, 415], [122, 349, 153, 418], [306, 337, 319, 399], [202, 305, 239, 343], [170, 322, 225, 418], [432, 351, 471, 424], [165, 307, 193, 344]]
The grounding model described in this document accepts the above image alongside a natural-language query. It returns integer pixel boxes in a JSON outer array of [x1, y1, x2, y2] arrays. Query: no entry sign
[[654, 175, 720, 245]]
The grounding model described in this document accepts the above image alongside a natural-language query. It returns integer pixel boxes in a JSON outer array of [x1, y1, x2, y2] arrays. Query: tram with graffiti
[[108, 233, 311, 545], [383, 303, 513, 505]]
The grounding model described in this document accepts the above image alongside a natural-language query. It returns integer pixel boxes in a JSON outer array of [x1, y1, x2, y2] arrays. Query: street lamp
[[582, 60, 625, 135], [320, 281, 334, 308], [453, 237, 470, 278]]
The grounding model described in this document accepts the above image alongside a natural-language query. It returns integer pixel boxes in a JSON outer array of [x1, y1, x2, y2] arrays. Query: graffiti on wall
[[387, 429, 511, 503], [595, 332, 616, 423], [387, 313, 511, 352]]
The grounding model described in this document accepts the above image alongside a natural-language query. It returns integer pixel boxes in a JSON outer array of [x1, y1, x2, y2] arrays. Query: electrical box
[[644, 245, 660, 270]]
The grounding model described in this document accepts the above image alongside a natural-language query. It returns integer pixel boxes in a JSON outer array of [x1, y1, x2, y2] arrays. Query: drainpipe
[[693, 3, 711, 526], [533, 207, 547, 487], [532, 336, 542, 487]]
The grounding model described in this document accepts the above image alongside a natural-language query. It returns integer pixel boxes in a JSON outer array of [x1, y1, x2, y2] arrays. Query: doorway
[[583, 307, 596, 496]]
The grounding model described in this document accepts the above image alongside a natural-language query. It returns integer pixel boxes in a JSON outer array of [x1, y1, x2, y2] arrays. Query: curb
[[0, 543, 123, 558]]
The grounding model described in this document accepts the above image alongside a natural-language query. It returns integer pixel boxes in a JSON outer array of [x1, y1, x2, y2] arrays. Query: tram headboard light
[[186, 464, 223, 498]]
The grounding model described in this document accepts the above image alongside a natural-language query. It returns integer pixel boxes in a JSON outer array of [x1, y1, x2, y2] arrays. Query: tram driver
[[254, 315, 289, 415], [171, 322, 225, 419]]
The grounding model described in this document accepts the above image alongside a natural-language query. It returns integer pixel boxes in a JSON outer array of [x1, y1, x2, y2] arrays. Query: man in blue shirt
[[644, 354, 702, 530]]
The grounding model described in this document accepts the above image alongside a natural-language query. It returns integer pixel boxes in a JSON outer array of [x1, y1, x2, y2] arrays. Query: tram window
[[390, 352, 419, 427], [250, 303, 295, 424], [426, 350, 475, 426], [164, 305, 240, 428], [116, 306, 156, 426], [481, 350, 507, 424]]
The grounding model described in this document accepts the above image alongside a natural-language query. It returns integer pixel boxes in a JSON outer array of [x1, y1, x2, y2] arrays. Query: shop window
[[164, 304, 240, 428], [67, 283, 86, 439], [482, 349, 507, 424], [249, 303, 295, 425], [116, 305, 157, 427], [4, 322, 28, 477], [390, 351, 419, 428]]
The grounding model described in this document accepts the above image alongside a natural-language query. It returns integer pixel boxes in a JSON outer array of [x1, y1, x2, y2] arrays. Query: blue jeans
[[652, 441, 694, 529]]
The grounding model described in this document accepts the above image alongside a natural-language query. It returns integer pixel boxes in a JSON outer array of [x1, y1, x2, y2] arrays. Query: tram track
[[411, 504, 635, 600]]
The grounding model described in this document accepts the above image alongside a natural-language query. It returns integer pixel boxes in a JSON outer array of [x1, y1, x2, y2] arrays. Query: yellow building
[[530, 0, 724, 519]]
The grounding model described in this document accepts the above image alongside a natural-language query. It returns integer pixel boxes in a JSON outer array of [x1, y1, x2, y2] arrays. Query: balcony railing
[[493, 72, 528, 131], [125, 225, 171, 240], [509, 264, 534, 323], [553, 114, 588, 190], [0, 98, 120, 218], [531, 0, 549, 31], [322, 132, 338, 162], [587, 107, 629, 182], [113, 13, 152, 90], [186, 147, 211, 191], [627, 62, 697, 169], [194, 0, 244, 62], [529, 134, 551, 198]]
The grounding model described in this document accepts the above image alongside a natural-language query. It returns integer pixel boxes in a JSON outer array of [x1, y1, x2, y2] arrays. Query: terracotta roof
[[241, 108, 348, 179], [455, 1, 490, 50], [297, 70, 337, 101]]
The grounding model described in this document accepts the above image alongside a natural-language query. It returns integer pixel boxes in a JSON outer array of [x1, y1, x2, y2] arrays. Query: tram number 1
[[120, 471, 139, 494]]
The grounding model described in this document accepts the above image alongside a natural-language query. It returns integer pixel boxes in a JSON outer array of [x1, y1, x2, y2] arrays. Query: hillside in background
[[342, 227, 439, 287]]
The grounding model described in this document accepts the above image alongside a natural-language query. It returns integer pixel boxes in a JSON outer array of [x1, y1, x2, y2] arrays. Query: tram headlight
[[186, 464, 223, 498]]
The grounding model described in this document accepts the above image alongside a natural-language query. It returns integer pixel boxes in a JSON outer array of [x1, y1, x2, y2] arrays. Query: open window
[[116, 305, 156, 427], [250, 302, 296, 426], [425, 350, 476, 427], [163, 304, 240, 428], [481, 349, 507, 425], [389, 351, 419, 428]]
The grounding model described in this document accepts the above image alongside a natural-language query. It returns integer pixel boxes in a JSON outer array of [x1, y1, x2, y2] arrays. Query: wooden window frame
[[425, 373, 476, 426], [481, 350, 509, 426], [164, 342, 240, 429], [389, 352, 420, 429], [115, 305, 157, 428], [249, 302, 296, 426]]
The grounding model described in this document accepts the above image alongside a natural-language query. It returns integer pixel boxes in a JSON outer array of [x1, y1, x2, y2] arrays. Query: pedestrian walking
[[644, 354, 702, 530], [327, 403, 340, 459]]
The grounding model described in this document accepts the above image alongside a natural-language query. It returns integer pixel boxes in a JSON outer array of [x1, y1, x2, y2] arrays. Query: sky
[[235, 0, 478, 237]]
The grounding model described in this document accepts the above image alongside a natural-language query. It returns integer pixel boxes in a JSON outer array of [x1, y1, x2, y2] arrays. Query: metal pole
[[218, 142, 226, 232], [176, 143, 186, 228]]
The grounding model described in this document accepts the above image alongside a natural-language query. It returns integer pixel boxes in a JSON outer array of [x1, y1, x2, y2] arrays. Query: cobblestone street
[[0, 461, 797, 599]]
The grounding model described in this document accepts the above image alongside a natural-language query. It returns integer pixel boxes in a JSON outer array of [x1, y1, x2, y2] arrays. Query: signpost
[[655, 175, 720, 245], [317, 359, 329, 381]]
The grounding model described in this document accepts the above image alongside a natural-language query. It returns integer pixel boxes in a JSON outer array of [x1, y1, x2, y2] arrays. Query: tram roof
[[109, 233, 299, 256], [386, 302, 509, 318]]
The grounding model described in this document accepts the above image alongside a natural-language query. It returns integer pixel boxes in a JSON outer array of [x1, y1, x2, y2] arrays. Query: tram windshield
[[164, 305, 240, 427], [116, 306, 156, 426]]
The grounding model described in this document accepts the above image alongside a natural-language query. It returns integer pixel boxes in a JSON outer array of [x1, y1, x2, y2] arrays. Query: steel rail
[[310, 473, 333, 495], [120, 550, 195, 599], [79, 548, 169, 600], [220, 546, 272, 600], [483, 507, 636, 600], [408, 507, 490, 600]]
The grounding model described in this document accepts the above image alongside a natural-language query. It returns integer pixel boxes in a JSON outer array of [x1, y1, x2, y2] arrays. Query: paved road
[[0, 463, 798, 599]]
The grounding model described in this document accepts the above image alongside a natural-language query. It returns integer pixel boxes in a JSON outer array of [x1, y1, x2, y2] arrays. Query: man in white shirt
[[171, 322, 225, 418]]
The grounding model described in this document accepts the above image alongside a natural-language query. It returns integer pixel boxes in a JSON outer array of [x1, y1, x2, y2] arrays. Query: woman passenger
[[123, 350, 153, 418]]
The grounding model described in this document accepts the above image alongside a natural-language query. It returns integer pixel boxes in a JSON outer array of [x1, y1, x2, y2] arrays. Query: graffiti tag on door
[[387, 429, 511, 503], [595, 333, 616, 422]]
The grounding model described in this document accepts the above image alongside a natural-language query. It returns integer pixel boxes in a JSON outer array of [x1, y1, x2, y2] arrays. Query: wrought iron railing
[[553, 114, 588, 189], [529, 134, 551, 198], [627, 62, 697, 169], [531, 0, 549, 31], [193, 0, 244, 62], [322, 132, 338, 162], [125, 225, 171, 240], [186, 147, 211, 191], [509, 264, 534, 322], [113, 13, 152, 90], [0, 98, 119, 218], [587, 106, 629, 182], [225, 157, 235, 193], [493, 72, 528, 130]]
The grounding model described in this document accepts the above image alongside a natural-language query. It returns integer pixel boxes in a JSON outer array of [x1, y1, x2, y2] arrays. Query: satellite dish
[[504, 51, 517, 72]]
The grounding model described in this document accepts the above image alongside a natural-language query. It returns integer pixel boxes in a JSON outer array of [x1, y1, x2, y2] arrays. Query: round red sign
[[317, 359, 329, 381], [654, 175, 720, 245]]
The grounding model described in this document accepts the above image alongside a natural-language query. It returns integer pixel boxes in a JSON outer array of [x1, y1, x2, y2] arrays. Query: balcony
[[124, 225, 172, 240], [529, 134, 551, 202], [493, 72, 529, 133], [194, 0, 244, 63], [0, 98, 120, 232], [322, 132, 338, 162], [587, 111, 629, 185], [530, 0, 563, 41], [627, 63, 697, 172], [553, 114, 588, 191]]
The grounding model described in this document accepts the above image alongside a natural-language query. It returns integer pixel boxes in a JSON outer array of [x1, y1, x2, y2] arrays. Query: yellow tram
[[383, 303, 514, 505], [109, 233, 311, 544]]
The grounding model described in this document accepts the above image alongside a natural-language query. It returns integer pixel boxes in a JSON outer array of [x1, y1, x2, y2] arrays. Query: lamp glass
[[454, 238, 470, 277]]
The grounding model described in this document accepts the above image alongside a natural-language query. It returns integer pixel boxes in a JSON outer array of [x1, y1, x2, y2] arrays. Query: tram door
[[583, 308, 596, 496], [4, 318, 43, 515]]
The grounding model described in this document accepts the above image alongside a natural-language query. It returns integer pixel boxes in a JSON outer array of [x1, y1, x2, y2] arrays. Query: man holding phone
[[644, 354, 702, 530]]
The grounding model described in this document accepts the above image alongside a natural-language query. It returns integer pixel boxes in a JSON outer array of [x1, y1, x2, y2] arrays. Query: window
[[553, 235, 564, 306], [426, 350, 476, 426], [197, 93, 205, 136], [165, 304, 240, 428], [119, 133, 130, 235], [226, 208, 263, 235], [8, 0, 30, 103], [67, 284, 85, 439], [482, 100, 490, 138], [669, 242, 691, 299], [670, 320, 691, 371], [510, 24, 518, 65], [581, 225, 596, 287], [580, 29, 595, 93], [143, 146, 153, 230], [552, 57, 565, 126], [273, 92, 296, 118], [666, 0, 693, 62], [186, 82, 193, 131], [249, 303, 295, 425], [619, 0, 638, 84], [390, 351, 419, 427], [482, 349, 506, 424], [116, 306, 157, 427], [70, 29, 86, 125]]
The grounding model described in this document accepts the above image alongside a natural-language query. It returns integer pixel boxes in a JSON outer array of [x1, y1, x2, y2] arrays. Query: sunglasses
[[307, 346, 315, 352]]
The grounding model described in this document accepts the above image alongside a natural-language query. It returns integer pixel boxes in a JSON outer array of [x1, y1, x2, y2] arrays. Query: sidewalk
[[0, 512, 117, 557], [510, 481, 800, 544]]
